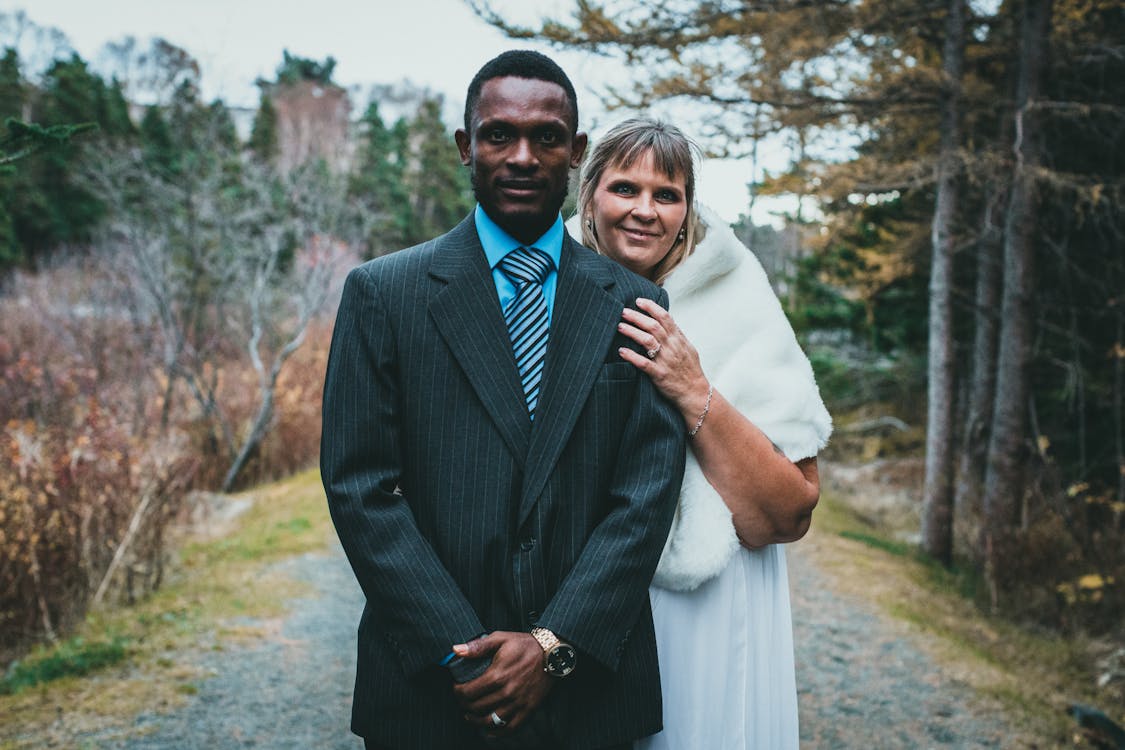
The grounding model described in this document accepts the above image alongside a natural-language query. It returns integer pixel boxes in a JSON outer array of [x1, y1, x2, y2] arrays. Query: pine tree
[[0, 48, 23, 122], [248, 90, 278, 163], [349, 101, 409, 257], [140, 105, 176, 173], [0, 48, 25, 266], [24, 54, 108, 257], [403, 95, 472, 246]]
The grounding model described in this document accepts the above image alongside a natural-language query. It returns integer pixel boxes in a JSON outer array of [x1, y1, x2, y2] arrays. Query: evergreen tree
[[0, 48, 23, 121], [0, 48, 25, 266], [140, 104, 176, 173], [100, 78, 135, 138], [403, 95, 472, 246], [248, 90, 278, 162], [349, 101, 409, 257], [23, 53, 108, 257], [275, 50, 337, 86]]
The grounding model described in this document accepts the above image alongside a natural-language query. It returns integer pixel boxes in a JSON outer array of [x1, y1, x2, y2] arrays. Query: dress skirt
[[636, 544, 799, 750]]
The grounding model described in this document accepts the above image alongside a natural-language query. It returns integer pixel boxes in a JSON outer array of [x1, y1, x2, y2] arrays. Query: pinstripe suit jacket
[[321, 213, 686, 750]]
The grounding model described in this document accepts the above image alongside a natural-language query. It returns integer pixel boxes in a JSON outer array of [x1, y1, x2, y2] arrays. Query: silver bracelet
[[688, 384, 713, 438]]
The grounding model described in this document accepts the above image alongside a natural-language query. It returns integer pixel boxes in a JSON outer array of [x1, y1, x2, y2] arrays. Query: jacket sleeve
[[320, 264, 485, 677], [537, 286, 686, 672]]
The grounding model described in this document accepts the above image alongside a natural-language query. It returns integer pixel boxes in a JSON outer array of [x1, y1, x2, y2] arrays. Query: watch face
[[546, 644, 577, 677]]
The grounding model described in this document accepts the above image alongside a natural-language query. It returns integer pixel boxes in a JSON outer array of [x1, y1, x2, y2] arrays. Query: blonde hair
[[577, 117, 703, 284]]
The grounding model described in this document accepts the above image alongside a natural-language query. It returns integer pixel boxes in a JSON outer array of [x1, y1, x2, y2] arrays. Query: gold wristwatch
[[530, 626, 577, 678]]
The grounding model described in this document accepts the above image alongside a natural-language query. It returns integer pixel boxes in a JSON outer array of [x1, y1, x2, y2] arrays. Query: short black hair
[[463, 50, 579, 134]]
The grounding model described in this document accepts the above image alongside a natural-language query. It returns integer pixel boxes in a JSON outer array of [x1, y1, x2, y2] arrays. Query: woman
[[570, 118, 832, 749]]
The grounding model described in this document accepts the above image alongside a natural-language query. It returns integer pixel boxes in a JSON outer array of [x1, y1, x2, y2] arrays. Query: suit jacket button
[[527, 610, 539, 623], [520, 538, 536, 552]]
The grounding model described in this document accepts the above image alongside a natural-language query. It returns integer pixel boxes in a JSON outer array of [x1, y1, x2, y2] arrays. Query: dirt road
[[74, 531, 1018, 749]]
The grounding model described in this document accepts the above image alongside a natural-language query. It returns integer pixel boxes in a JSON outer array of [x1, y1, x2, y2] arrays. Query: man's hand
[[451, 631, 552, 733]]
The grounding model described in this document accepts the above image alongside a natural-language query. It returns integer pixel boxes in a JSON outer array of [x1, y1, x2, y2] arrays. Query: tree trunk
[[1116, 312, 1124, 506], [954, 187, 1004, 558], [981, 0, 1052, 599], [921, 0, 966, 566], [221, 387, 275, 492]]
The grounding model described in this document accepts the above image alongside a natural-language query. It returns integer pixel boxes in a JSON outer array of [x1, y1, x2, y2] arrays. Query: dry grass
[[0, 469, 334, 749]]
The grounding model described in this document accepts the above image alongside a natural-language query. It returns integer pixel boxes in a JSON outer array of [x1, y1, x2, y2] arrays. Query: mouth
[[497, 179, 546, 199], [618, 226, 661, 242]]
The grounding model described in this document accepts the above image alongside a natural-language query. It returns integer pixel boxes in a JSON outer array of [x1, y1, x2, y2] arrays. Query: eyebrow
[[475, 116, 570, 131]]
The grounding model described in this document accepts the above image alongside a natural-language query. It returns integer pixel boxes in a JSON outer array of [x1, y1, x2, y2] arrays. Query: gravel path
[[787, 543, 1012, 748], [84, 536, 1018, 749], [107, 546, 365, 750]]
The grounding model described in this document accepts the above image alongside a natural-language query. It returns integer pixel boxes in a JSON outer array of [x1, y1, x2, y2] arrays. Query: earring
[[585, 216, 592, 229], [677, 227, 686, 242]]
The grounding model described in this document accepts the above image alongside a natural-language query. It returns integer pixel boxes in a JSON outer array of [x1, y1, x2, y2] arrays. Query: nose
[[631, 194, 657, 221], [507, 137, 538, 171]]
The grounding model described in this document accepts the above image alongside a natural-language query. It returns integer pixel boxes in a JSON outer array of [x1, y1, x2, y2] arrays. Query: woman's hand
[[618, 298, 820, 546], [618, 298, 710, 422]]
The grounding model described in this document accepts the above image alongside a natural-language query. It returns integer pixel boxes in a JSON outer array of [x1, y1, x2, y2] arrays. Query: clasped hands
[[451, 631, 552, 736]]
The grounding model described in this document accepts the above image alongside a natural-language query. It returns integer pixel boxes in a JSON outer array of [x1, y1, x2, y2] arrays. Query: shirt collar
[[475, 204, 563, 272]]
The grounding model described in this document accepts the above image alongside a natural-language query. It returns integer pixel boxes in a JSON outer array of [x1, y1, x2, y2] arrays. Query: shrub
[[0, 257, 335, 660]]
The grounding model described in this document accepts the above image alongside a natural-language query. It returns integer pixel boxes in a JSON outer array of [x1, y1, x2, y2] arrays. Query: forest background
[[0, 0, 1122, 730]]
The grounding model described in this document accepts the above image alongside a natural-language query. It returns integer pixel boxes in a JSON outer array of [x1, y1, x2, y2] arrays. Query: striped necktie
[[498, 247, 553, 418]]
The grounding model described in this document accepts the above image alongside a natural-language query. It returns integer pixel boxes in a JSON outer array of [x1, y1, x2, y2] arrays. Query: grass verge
[[0, 468, 334, 748], [809, 488, 1113, 748]]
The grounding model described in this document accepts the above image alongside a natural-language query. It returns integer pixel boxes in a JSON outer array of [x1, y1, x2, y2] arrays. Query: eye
[[485, 128, 511, 144], [608, 181, 636, 196], [538, 129, 560, 145], [656, 188, 682, 202]]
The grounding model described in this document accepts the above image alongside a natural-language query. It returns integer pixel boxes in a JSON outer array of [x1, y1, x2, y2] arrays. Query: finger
[[464, 706, 508, 729], [482, 704, 530, 736], [617, 322, 661, 353], [621, 306, 662, 334], [453, 669, 504, 703], [453, 633, 499, 659], [635, 296, 675, 326], [461, 685, 509, 715], [618, 347, 652, 370], [465, 696, 523, 727]]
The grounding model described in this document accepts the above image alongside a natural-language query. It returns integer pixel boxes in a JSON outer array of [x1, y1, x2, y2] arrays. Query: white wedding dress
[[641, 545, 798, 749], [628, 206, 831, 750]]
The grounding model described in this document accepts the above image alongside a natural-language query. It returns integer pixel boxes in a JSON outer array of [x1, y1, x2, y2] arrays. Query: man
[[321, 50, 685, 750]]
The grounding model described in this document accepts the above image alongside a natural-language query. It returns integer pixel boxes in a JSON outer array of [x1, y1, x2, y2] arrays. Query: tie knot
[[499, 247, 553, 287]]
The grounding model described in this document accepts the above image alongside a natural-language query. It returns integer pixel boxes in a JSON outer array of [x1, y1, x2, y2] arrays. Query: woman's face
[[590, 150, 688, 281]]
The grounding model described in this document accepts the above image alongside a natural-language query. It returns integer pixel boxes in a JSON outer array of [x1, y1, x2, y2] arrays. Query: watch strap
[[530, 626, 560, 653]]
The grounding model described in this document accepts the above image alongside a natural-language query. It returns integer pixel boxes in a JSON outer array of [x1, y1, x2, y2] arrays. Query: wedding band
[[490, 711, 506, 727], [646, 345, 661, 359]]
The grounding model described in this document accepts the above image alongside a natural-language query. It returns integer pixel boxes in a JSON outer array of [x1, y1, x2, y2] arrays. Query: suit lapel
[[519, 236, 621, 525], [429, 216, 531, 463]]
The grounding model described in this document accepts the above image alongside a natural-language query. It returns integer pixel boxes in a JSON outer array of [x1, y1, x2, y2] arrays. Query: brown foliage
[[0, 259, 333, 658]]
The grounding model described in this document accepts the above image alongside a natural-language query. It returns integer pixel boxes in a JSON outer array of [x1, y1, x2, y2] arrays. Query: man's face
[[456, 76, 587, 244]]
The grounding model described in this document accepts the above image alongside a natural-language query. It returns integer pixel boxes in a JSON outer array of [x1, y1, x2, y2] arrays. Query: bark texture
[[981, 0, 1053, 594], [921, 0, 966, 566]]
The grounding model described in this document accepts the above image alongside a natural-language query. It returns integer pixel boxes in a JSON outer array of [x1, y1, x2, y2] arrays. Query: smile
[[619, 227, 661, 241]]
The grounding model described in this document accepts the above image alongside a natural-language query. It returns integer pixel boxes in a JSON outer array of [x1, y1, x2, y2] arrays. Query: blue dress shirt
[[474, 204, 563, 324]]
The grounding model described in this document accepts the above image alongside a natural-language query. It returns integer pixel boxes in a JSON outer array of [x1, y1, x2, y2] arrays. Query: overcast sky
[[4, 0, 791, 225]]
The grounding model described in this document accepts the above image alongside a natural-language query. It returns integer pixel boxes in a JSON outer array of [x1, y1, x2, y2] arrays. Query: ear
[[570, 131, 588, 169], [454, 129, 472, 166]]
